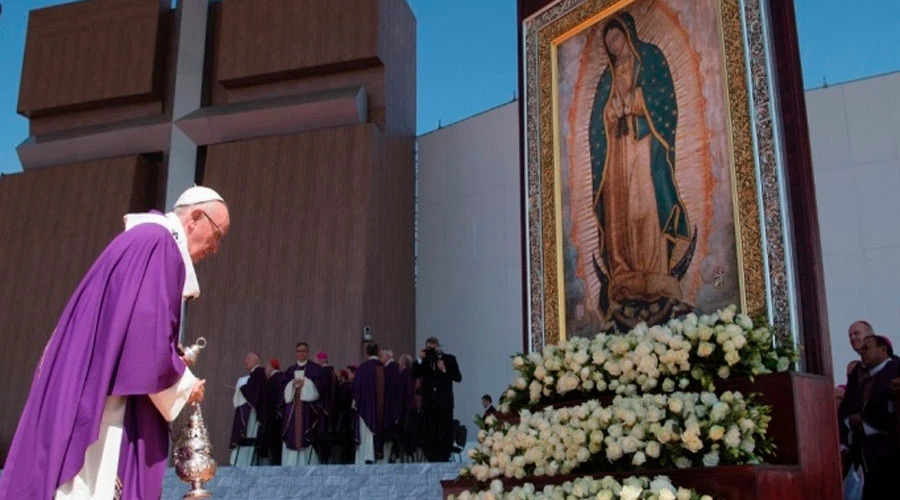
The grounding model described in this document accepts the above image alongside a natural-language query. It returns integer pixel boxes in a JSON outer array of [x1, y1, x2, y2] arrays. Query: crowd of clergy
[[227, 340, 439, 466], [835, 320, 900, 500]]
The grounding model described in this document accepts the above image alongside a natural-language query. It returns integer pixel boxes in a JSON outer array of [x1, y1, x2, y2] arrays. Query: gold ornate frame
[[524, 0, 796, 351]]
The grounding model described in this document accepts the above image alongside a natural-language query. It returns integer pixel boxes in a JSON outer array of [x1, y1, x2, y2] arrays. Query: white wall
[[416, 101, 523, 439], [807, 71, 900, 381]]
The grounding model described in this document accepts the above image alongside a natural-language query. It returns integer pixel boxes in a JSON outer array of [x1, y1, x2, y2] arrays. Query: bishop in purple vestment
[[0, 187, 230, 500], [229, 352, 268, 465], [280, 342, 327, 465], [354, 343, 386, 463], [261, 359, 285, 465]]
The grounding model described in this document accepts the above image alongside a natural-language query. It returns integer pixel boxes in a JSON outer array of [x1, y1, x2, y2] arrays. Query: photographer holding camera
[[411, 336, 462, 461]]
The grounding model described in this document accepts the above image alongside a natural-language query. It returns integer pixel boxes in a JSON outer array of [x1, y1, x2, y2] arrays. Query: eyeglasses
[[201, 210, 223, 239]]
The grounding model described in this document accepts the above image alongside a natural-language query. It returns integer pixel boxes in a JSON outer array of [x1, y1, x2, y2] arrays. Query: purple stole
[[292, 365, 306, 448]]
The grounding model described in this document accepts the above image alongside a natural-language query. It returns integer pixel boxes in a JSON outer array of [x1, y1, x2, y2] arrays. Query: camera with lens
[[423, 346, 443, 363]]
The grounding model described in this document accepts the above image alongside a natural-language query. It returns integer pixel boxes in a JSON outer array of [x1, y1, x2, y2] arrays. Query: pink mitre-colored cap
[[173, 186, 225, 208], [316, 351, 328, 360]]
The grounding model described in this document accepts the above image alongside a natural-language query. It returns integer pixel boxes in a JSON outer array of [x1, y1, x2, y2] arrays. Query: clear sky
[[0, 0, 898, 175]]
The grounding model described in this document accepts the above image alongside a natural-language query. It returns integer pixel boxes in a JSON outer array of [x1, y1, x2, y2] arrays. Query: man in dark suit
[[482, 394, 497, 419], [411, 336, 461, 462], [839, 335, 900, 499]]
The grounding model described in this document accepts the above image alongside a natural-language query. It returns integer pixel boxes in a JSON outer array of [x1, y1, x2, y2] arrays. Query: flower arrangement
[[500, 305, 798, 413], [448, 475, 713, 500], [462, 391, 773, 482]]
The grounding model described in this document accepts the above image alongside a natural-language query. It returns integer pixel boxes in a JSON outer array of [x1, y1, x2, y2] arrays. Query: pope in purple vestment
[[0, 187, 230, 500]]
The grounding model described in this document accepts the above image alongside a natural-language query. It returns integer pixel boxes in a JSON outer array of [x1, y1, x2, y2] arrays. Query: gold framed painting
[[523, 0, 798, 351]]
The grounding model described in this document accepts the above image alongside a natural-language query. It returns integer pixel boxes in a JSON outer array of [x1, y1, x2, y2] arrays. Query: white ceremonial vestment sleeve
[[149, 367, 199, 422], [233, 375, 249, 408], [284, 378, 320, 404]]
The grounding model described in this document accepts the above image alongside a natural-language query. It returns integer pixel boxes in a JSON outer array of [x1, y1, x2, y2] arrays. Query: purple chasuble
[[352, 359, 385, 450], [230, 366, 267, 448], [280, 362, 326, 450], [0, 223, 187, 500]]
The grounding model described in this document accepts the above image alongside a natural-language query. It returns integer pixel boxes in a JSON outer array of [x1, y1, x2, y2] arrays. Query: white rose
[[620, 485, 643, 500], [515, 377, 527, 389], [724, 350, 740, 366], [675, 457, 693, 469], [708, 425, 725, 441], [725, 427, 741, 448], [675, 489, 693, 500], [668, 398, 683, 414], [574, 351, 589, 366], [513, 356, 525, 368], [631, 451, 647, 466], [606, 442, 623, 461], [534, 366, 547, 380], [723, 323, 742, 337], [719, 307, 735, 323], [645, 440, 661, 458], [702, 451, 720, 467], [622, 436, 639, 453], [740, 438, 756, 454], [736, 313, 753, 330], [683, 325, 699, 341], [650, 477, 676, 496], [684, 313, 699, 327], [608, 424, 623, 438]]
